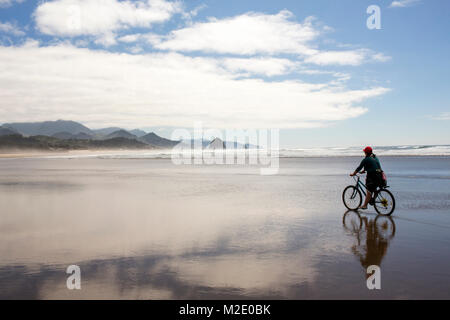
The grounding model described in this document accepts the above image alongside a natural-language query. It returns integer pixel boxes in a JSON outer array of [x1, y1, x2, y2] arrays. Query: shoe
[[358, 206, 368, 210]]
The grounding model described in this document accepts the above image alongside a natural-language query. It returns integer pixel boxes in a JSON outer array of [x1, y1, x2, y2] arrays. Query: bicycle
[[342, 210, 396, 240], [342, 172, 396, 215], [342, 210, 396, 269]]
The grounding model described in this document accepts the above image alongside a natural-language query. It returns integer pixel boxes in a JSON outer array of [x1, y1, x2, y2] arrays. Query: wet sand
[[0, 156, 449, 299]]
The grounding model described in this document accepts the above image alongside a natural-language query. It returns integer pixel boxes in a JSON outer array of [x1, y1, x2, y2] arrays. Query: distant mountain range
[[0, 120, 259, 151], [0, 120, 179, 151], [0, 134, 151, 151]]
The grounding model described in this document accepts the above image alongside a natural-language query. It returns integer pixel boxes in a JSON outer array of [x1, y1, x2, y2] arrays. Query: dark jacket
[[355, 154, 382, 173]]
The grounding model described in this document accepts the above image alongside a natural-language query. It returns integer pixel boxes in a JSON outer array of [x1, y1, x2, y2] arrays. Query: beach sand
[[0, 149, 157, 159], [0, 156, 449, 299]]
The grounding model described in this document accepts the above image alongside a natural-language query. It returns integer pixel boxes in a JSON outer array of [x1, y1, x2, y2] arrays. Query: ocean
[[30, 144, 450, 160]]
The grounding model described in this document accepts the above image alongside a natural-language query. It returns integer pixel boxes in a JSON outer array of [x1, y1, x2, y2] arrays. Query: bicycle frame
[[352, 174, 368, 196], [352, 173, 387, 201]]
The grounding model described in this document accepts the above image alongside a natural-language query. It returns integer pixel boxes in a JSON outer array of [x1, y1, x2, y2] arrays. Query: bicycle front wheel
[[343, 210, 362, 232], [342, 186, 362, 210], [374, 189, 396, 216]]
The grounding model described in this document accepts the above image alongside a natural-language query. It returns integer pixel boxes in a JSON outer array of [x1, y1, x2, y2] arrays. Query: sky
[[0, 0, 449, 147]]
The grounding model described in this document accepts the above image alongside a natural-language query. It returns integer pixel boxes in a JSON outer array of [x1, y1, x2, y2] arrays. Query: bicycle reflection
[[342, 211, 396, 275]]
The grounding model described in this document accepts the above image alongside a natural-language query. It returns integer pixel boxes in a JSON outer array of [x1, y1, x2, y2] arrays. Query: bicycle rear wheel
[[374, 189, 395, 216], [342, 186, 362, 210]]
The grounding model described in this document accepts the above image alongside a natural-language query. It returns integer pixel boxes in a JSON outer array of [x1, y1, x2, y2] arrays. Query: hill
[[72, 132, 93, 140], [3, 120, 93, 136], [52, 132, 74, 140], [0, 134, 153, 151], [92, 127, 123, 136], [139, 132, 179, 148], [129, 129, 147, 137], [0, 126, 19, 136], [104, 129, 137, 140]]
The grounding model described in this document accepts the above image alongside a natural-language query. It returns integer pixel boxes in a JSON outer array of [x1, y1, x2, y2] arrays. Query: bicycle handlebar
[[350, 172, 365, 177], [352, 173, 364, 183]]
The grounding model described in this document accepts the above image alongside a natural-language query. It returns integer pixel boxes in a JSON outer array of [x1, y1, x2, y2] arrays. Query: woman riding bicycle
[[350, 146, 383, 210]]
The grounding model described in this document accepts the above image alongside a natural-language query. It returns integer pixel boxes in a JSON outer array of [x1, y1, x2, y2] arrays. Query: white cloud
[[297, 70, 350, 81], [304, 49, 391, 66], [34, 0, 181, 44], [128, 45, 143, 54], [389, 0, 420, 8], [0, 21, 25, 36], [221, 57, 298, 77], [118, 33, 143, 43], [74, 38, 89, 47], [150, 10, 320, 56], [94, 32, 117, 47], [371, 52, 391, 62], [0, 0, 25, 8], [305, 50, 366, 66], [0, 42, 389, 129], [148, 10, 388, 67]]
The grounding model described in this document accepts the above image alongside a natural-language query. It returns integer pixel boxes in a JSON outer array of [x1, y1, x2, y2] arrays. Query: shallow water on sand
[[0, 156, 449, 299]]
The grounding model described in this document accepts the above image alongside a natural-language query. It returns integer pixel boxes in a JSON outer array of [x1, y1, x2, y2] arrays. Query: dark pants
[[366, 171, 382, 192]]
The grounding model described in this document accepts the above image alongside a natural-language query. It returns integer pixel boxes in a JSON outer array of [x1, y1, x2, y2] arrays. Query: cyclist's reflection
[[342, 211, 396, 273]]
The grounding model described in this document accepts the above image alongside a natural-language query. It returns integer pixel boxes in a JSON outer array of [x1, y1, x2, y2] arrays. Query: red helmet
[[363, 146, 373, 154]]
